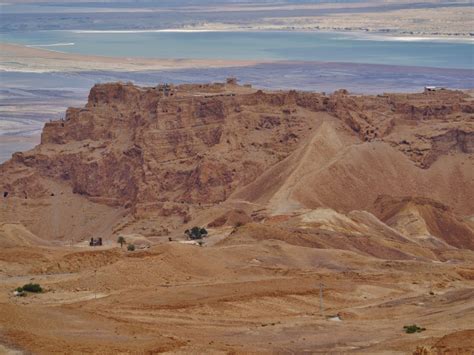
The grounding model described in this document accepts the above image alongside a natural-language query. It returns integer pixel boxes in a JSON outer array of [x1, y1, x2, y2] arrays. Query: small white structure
[[424, 86, 445, 92]]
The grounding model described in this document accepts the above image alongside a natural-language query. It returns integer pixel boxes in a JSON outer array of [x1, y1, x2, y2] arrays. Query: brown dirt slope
[[375, 195, 474, 250], [0, 223, 50, 248]]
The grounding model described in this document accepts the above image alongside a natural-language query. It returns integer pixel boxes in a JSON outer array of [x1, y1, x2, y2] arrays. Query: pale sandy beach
[[0, 43, 263, 73]]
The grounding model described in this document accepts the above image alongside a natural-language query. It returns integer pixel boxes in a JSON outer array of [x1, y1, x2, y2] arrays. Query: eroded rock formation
[[1, 82, 473, 239]]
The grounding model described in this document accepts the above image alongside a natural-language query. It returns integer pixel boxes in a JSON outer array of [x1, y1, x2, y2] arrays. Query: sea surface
[[1, 30, 473, 69]]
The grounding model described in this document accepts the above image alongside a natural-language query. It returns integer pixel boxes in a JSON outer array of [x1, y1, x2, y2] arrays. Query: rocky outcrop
[[1, 82, 472, 234], [2, 83, 321, 212], [421, 129, 474, 168]]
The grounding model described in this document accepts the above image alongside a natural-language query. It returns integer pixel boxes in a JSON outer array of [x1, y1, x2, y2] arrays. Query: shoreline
[[65, 27, 474, 43], [0, 42, 264, 73]]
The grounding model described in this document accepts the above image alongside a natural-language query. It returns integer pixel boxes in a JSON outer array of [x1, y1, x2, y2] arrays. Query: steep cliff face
[[1, 82, 473, 238], [2, 83, 324, 214]]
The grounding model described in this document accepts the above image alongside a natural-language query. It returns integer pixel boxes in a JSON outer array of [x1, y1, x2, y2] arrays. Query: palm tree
[[117, 236, 126, 248]]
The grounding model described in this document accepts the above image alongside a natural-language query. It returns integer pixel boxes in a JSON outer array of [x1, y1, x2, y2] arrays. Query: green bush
[[21, 283, 43, 293], [127, 244, 136, 251], [190, 226, 201, 239], [403, 325, 426, 334], [186, 226, 209, 240]]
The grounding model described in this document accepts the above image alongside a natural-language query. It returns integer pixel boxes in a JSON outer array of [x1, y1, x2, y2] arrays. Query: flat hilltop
[[0, 81, 473, 353]]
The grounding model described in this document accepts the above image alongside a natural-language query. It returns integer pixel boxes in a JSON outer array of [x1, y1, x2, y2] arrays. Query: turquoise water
[[1, 30, 473, 69]]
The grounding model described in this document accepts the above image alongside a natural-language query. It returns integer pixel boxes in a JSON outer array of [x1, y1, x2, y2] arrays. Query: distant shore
[[0, 43, 263, 73], [135, 25, 473, 43], [210, 4, 474, 41]]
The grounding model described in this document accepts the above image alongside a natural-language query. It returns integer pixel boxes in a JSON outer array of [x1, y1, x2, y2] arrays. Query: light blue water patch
[[1, 30, 473, 69]]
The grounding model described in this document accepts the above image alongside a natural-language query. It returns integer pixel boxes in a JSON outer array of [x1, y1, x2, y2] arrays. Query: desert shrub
[[404, 325, 426, 334], [21, 283, 43, 293], [127, 244, 136, 251]]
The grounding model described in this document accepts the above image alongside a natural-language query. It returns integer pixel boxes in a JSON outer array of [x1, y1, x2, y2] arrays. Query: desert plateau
[[0, 81, 473, 353]]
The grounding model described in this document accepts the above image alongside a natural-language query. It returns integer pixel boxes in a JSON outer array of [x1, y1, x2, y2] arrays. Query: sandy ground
[[0, 240, 473, 354], [0, 43, 262, 73]]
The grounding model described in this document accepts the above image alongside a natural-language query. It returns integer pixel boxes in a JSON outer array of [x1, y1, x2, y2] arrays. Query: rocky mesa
[[1, 82, 473, 243], [1, 82, 474, 354]]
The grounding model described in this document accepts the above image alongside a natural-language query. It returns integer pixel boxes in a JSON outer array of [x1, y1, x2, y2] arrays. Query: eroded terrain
[[1, 82, 473, 353]]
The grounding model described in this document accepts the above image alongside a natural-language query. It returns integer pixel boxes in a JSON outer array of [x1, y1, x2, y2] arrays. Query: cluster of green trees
[[185, 226, 208, 240], [15, 283, 43, 295]]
